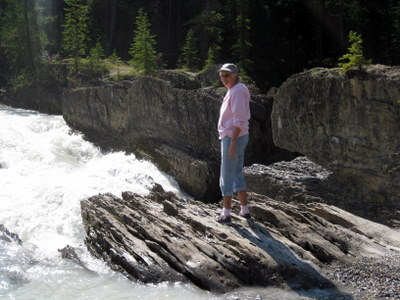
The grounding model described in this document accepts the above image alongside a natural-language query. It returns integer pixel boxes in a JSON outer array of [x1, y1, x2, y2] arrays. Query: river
[[0, 104, 341, 300]]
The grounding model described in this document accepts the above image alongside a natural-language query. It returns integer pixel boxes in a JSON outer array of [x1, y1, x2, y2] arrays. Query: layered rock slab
[[80, 189, 400, 293]]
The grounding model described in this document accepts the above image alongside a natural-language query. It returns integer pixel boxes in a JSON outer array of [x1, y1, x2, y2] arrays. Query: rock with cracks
[[271, 65, 400, 221], [80, 188, 400, 293]]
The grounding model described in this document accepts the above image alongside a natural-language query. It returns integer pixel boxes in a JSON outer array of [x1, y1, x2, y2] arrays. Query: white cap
[[218, 63, 239, 73]]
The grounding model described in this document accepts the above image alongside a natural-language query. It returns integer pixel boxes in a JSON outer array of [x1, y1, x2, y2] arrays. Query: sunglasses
[[220, 74, 231, 78]]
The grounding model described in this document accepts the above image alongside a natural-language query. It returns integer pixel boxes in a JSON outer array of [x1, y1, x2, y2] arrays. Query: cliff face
[[62, 73, 291, 201], [271, 65, 400, 221]]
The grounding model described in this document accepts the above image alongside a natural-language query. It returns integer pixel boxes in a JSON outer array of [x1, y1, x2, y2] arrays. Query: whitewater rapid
[[0, 105, 213, 299]]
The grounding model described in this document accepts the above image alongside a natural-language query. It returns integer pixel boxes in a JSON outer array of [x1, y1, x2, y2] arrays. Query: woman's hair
[[233, 73, 241, 83]]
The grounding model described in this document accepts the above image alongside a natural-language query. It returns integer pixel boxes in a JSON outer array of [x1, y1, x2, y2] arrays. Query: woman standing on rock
[[217, 63, 251, 223]]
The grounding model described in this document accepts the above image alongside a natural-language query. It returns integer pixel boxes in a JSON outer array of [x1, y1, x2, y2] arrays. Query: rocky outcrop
[[271, 65, 400, 221], [0, 224, 22, 245], [1, 63, 69, 114], [2, 85, 63, 115], [245, 157, 400, 227], [158, 70, 201, 90], [63, 74, 294, 201], [80, 189, 400, 295], [195, 65, 220, 87]]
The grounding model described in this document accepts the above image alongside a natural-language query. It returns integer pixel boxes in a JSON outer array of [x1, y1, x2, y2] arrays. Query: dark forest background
[[1, 0, 399, 91]]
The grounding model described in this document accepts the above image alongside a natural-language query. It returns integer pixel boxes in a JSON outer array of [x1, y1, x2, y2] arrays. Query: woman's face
[[219, 71, 237, 89]]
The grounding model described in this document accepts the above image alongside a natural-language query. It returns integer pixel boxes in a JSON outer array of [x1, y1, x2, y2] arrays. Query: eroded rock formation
[[271, 65, 400, 222], [80, 188, 400, 294]]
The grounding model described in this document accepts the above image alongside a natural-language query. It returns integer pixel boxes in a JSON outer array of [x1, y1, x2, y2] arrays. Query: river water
[[0, 105, 346, 300]]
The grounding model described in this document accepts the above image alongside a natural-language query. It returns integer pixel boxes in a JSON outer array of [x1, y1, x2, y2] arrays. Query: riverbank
[[80, 183, 400, 297]]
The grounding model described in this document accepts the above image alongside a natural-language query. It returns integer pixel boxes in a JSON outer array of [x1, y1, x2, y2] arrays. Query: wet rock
[[80, 190, 400, 293], [0, 225, 32, 292], [58, 245, 93, 272], [0, 224, 22, 245]]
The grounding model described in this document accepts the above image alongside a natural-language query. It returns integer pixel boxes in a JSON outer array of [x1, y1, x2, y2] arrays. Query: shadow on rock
[[233, 220, 353, 299]]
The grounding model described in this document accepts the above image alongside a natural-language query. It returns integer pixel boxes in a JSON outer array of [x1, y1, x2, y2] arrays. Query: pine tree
[[61, 0, 89, 68], [89, 41, 105, 72], [178, 29, 200, 71], [338, 31, 371, 73], [129, 8, 159, 75], [204, 44, 218, 70]]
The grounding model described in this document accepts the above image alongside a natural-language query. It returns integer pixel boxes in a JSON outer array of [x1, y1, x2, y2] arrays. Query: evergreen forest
[[0, 0, 399, 91]]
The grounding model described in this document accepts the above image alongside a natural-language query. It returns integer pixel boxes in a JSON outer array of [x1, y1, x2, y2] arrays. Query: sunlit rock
[[271, 65, 400, 225], [80, 189, 400, 294]]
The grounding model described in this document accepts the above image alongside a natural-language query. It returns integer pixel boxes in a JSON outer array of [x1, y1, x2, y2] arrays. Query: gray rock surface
[[271, 65, 400, 221], [195, 65, 221, 87], [245, 157, 400, 227], [80, 188, 400, 294], [158, 70, 201, 90]]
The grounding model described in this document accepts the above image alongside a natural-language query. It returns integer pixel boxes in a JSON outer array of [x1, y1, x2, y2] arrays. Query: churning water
[[0, 105, 345, 300]]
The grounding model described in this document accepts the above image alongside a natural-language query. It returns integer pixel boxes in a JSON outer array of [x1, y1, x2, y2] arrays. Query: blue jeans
[[219, 135, 249, 196]]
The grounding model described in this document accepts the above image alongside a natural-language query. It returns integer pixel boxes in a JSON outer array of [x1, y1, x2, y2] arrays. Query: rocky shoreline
[[79, 182, 400, 297], [2, 222, 399, 299]]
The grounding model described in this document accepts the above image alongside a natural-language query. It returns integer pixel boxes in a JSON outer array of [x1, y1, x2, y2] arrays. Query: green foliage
[[108, 50, 122, 65], [190, 9, 223, 67], [129, 8, 159, 75], [90, 41, 104, 59], [62, 0, 90, 68], [8, 70, 35, 92], [0, 0, 47, 79], [178, 29, 200, 71], [88, 41, 105, 72], [338, 31, 371, 73], [203, 44, 218, 70]]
